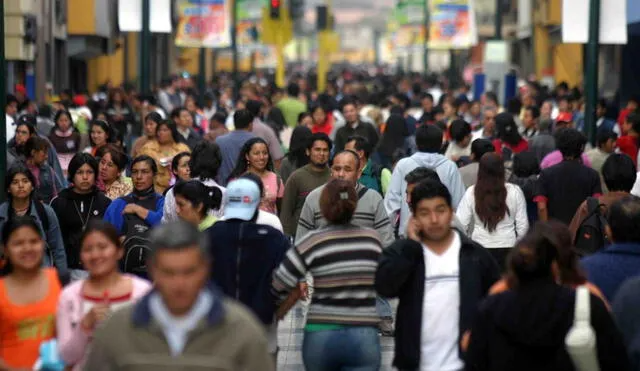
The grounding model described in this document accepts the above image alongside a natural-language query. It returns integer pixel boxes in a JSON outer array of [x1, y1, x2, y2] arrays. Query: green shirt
[[276, 97, 307, 128], [199, 215, 218, 231]]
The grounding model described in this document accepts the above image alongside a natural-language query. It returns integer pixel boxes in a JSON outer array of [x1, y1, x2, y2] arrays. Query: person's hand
[[461, 330, 471, 352], [80, 292, 111, 332], [298, 282, 309, 300], [406, 216, 421, 242], [122, 204, 141, 216]]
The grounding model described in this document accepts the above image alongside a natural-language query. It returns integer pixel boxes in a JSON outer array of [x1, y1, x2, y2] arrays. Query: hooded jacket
[[384, 151, 465, 236], [50, 187, 112, 269], [466, 281, 629, 371], [206, 220, 289, 324]]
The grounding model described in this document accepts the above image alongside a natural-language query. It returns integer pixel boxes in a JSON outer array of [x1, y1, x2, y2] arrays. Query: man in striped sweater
[[295, 149, 395, 335]]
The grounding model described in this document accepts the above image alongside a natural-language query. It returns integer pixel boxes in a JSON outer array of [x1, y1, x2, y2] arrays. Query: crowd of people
[[1, 71, 640, 371]]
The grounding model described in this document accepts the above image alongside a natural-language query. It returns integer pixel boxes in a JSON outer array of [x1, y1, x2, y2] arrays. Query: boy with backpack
[[568, 154, 637, 256], [103, 156, 164, 278]]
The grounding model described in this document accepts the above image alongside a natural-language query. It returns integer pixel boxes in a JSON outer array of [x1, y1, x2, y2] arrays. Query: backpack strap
[[357, 186, 369, 200], [33, 201, 50, 232]]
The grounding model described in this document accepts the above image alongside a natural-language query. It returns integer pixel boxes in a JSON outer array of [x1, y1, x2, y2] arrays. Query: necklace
[[73, 197, 95, 231]]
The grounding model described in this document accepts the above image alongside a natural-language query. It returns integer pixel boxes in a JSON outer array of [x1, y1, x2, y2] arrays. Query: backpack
[[369, 162, 384, 195], [120, 194, 159, 279], [574, 197, 609, 256]]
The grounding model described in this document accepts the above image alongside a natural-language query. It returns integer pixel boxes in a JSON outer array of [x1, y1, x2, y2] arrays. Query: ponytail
[[174, 180, 221, 217]]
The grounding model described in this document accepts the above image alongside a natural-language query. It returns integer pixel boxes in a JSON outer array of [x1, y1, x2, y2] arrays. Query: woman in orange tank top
[[0, 216, 61, 370]]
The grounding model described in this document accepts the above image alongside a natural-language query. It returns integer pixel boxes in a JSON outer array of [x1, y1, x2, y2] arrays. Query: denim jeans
[[376, 296, 393, 318], [303, 326, 381, 371]]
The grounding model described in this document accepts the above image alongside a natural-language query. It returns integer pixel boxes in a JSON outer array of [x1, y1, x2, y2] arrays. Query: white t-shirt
[[420, 232, 464, 371], [6, 114, 15, 143], [256, 210, 283, 232]]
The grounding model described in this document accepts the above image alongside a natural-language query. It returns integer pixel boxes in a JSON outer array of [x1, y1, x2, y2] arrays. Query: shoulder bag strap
[[574, 285, 591, 325]]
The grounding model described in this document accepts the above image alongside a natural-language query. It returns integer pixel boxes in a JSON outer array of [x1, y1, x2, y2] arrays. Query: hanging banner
[[175, 0, 231, 48], [428, 0, 477, 49], [393, 0, 425, 26], [237, 0, 263, 21]]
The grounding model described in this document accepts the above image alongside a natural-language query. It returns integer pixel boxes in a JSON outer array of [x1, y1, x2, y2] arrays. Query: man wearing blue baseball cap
[[206, 177, 290, 367]]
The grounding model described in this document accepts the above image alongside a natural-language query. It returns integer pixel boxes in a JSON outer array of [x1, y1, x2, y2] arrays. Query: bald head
[[331, 150, 360, 185]]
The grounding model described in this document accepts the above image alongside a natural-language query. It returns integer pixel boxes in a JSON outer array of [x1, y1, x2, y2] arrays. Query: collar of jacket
[[131, 282, 226, 327]]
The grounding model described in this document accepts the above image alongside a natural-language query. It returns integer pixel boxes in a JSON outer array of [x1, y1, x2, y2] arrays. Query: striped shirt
[[295, 183, 395, 247], [272, 224, 383, 326]]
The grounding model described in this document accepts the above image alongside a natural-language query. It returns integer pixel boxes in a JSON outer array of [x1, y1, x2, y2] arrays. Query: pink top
[[260, 171, 284, 215], [540, 150, 592, 170], [56, 275, 152, 371]]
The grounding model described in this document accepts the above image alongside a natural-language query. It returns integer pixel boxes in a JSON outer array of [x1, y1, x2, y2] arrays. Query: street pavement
[[276, 304, 396, 370]]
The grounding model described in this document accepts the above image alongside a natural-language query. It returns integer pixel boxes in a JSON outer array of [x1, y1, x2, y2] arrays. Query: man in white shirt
[[376, 179, 500, 371]]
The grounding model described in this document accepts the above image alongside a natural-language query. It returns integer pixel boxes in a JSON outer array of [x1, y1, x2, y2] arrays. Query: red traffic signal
[[270, 0, 281, 19]]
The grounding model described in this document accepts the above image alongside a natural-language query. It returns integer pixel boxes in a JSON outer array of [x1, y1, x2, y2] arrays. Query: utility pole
[[495, 0, 502, 40], [0, 0, 5, 200], [198, 48, 206, 106], [423, 0, 429, 74], [231, 0, 239, 96], [140, 0, 151, 94], [584, 0, 600, 146]]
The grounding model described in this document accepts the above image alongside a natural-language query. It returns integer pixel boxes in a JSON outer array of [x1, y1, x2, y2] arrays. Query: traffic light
[[24, 15, 37, 44], [270, 0, 281, 19]]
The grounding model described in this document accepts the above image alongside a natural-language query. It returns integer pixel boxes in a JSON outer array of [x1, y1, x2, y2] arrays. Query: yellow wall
[[87, 38, 125, 92], [127, 33, 138, 82], [534, 25, 550, 78], [548, 0, 562, 25], [67, 0, 95, 35], [553, 43, 583, 87]]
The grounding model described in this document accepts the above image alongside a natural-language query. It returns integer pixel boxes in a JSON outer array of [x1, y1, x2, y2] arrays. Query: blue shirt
[[581, 243, 640, 302], [215, 130, 256, 186], [103, 193, 165, 235]]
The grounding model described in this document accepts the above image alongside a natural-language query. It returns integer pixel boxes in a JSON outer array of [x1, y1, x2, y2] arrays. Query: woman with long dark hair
[[374, 113, 410, 169], [170, 151, 191, 186], [131, 112, 161, 158], [9, 120, 36, 160], [280, 126, 312, 183], [465, 224, 628, 371], [24, 136, 64, 204], [57, 220, 151, 371], [456, 153, 529, 270], [227, 137, 284, 214], [83, 120, 114, 156], [48, 110, 81, 175], [50, 153, 112, 280], [0, 217, 62, 370], [0, 164, 68, 275]]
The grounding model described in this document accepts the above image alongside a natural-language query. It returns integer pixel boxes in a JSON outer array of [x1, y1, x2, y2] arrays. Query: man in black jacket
[[375, 179, 500, 371]]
